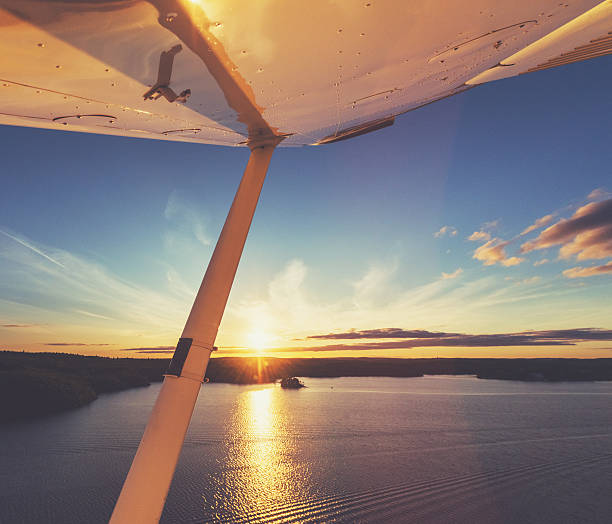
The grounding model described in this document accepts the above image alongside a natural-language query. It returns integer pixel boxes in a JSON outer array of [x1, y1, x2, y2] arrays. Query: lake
[[2, 376, 612, 523]]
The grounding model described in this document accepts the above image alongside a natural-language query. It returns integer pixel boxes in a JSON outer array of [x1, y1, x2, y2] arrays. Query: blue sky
[[1, 56, 611, 358]]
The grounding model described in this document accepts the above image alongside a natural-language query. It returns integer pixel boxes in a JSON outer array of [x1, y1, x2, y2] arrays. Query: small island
[[280, 376, 306, 389]]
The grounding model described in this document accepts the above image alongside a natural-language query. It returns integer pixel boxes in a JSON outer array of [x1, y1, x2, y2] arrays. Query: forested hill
[[0, 351, 167, 422]]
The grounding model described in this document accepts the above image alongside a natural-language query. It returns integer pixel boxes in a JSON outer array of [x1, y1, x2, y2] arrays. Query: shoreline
[[3, 351, 612, 422]]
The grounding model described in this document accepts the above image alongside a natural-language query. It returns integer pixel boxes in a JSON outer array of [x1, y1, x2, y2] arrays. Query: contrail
[[74, 309, 114, 321], [0, 229, 66, 269]]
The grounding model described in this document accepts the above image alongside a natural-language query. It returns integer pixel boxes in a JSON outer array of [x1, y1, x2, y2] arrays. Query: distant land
[[2, 350, 612, 422]]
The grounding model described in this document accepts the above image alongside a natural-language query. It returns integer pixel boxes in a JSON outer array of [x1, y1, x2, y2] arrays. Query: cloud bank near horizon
[[295, 327, 612, 353]]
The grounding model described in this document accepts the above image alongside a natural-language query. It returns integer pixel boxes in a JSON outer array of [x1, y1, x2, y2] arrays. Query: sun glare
[[247, 330, 271, 354]]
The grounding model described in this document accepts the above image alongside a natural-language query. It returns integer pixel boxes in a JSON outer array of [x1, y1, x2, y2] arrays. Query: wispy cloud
[[534, 258, 549, 266], [74, 309, 114, 321], [441, 268, 463, 280], [0, 323, 35, 328], [521, 214, 555, 236], [120, 346, 174, 353], [45, 342, 110, 347], [434, 226, 457, 238], [164, 190, 211, 250], [563, 261, 612, 279], [352, 260, 398, 307], [468, 231, 491, 242], [0, 229, 188, 341], [164, 267, 196, 299], [588, 188, 611, 202], [468, 219, 505, 246], [517, 276, 541, 286]]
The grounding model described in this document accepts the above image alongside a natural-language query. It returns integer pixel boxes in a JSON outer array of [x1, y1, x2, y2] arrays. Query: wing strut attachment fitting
[[142, 44, 191, 103]]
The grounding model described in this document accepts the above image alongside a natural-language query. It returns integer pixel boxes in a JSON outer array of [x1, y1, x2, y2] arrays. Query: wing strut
[[110, 140, 278, 523]]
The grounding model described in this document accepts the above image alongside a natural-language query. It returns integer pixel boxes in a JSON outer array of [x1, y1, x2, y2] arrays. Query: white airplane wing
[[1, 0, 610, 147]]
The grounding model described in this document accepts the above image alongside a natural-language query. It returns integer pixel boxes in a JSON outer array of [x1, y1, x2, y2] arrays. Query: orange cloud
[[516, 276, 541, 285], [468, 231, 491, 242], [563, 261, 612, 279], [441, 268, 463, 280], [473, 239, 524, 267], [434, 225, 457, 238], [521, 199, 612, 260], [559, 227, 612, 260], [520, 214, 555, 236], [588, 188, 611, 201]]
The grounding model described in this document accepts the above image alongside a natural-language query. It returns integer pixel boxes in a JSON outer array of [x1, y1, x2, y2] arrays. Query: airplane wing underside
[[1, 0, 610, 147]]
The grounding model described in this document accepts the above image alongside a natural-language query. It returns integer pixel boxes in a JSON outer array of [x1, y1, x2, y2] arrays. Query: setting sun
[[246, 330, 272, 354]]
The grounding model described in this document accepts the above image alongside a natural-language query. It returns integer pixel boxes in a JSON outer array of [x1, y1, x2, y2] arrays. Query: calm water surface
[[2, 376, 612, 523]]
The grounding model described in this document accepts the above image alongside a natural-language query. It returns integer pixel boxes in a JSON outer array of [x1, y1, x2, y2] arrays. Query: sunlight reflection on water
[[206, 387, 312, 521]]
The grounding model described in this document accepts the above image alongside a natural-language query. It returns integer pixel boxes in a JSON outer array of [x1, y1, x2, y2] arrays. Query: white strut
[[110, 143, 277, 524]]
